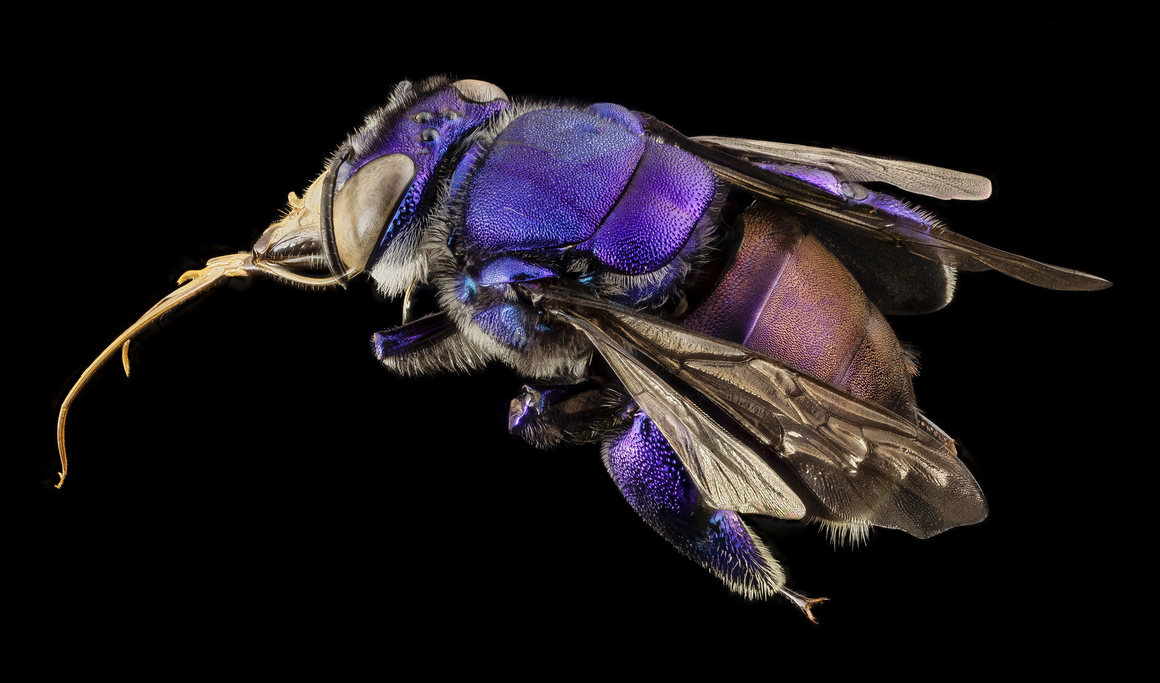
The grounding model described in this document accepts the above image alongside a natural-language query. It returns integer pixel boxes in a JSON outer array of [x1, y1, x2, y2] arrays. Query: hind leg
[[507, 384, 826, 620], [604, 410, 826, 621]]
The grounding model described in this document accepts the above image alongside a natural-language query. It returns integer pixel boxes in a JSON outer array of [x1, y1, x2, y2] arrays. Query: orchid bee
[[55, 76, 1109, 621]]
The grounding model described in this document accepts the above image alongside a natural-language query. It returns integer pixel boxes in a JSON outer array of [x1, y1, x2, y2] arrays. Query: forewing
[[562, 308, 807, 520], [538, 288, 987, 538], [639, 115, 1109, 292], [694, 136, 992, 200]]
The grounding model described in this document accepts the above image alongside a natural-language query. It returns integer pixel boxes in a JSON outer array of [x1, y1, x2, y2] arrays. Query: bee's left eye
[[333, 153, 416, 272]]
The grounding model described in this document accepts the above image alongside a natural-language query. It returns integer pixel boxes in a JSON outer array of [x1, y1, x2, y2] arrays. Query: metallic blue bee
[[56, 76, 1108, 620]]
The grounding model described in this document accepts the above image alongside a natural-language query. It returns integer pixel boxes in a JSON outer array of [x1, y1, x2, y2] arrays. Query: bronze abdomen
[[683, 203, 917, 420]]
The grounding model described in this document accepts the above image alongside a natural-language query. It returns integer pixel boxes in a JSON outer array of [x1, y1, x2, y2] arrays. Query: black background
[[15, 13, 1140, 678]]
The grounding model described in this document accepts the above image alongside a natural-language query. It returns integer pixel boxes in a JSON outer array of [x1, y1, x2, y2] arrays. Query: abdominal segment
[[683, 202, 917, 420]]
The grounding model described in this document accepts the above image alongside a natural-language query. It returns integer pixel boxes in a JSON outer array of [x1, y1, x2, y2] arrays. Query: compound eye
[[332, 153, 416, 272]]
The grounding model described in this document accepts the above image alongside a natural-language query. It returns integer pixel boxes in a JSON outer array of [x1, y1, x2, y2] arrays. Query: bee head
[[251, 78, 509, 292], [54, 78, 509, 488]]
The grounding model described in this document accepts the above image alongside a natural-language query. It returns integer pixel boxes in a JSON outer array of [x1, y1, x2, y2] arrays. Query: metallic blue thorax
[[454, 104, 716, 280]]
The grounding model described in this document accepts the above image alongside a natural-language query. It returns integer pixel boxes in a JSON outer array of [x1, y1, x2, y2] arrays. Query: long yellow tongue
[[54, 253, 253, 489]]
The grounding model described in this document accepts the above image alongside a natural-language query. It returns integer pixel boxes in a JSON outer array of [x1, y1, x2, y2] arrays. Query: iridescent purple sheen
[[760, 161, 937, 240], [341, 88, 508, 183], [339, 86, 509, 259], [463, 109, 644, 254], [587, 140, 715, 274], [477, 257, 558, 286], [861, 189, 933, 230], [462, 108, 713, 276], [449, 141, 487, 198], [372, 314, 452, 360], [472, 303, 533, 350], [706, 510, 765, 565], [606, 412, 698, 518], [605, 412, 776, 590], [583, 102, 643, 134], [759, 162, 842, 195]]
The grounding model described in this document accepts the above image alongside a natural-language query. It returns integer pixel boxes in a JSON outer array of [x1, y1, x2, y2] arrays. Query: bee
[[54, 76, 1108, 621]]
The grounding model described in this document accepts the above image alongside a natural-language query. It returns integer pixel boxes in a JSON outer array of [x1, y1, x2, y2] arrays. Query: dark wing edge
[[534, 285, 988, 539], [638, 115, 1110, 292]]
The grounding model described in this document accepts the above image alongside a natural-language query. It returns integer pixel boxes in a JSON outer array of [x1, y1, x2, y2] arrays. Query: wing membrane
[[563, 311, 807, 520], [538, 287, 987, 538], [638, 115, 1109, 292], [694, 136, 993, 201]]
